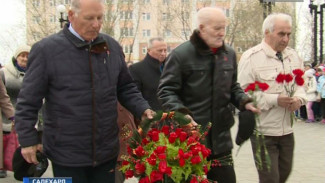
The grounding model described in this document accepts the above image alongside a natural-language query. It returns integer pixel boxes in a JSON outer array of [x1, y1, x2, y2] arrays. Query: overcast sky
[[0, 0, 26, 65]]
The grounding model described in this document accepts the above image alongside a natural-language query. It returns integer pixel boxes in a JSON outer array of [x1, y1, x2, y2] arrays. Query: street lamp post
[[309, 0, 325, 66], [259, 0, 274, 19], [57, 4, 69, 28]]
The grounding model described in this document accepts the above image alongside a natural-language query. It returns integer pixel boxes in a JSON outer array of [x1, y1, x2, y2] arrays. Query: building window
[[49, 15, 56, 23], [181, 29, 191, 37], [162, 13, 170, 21], [64, 0, 71, 4], [32, 0, 40, 7], [49, 0, 56, 6], [237, 47, 242, 53], [164, 29, 172, 37], [33, 16, 41, 24], [32, 32, 41, 41], [120, 27, 134, 37], [225, 9, 230, 17], [142, 0, 150, 3], [142, 13, 150, 20], [163, 0, 170, 5], [181, 0, 189, 3], [123, 45, 132, 54], [120, 11, 133, 20], [142, 47, 147, 54], [142, 29, 151, 37]]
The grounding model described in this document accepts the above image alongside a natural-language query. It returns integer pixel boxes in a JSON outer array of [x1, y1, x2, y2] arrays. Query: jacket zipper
[[88, 44, 97, 166]]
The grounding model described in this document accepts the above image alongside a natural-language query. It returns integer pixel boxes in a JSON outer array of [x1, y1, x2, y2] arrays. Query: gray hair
[[262, 13, 292, 35], [148, 37, 165, 48], [70, 0, 104, 16], [196, 7, 225, 29]]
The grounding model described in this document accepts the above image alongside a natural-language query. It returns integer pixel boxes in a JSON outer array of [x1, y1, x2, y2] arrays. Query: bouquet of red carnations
[[275, 69, 305, 126], [120, 111, 212, 183]]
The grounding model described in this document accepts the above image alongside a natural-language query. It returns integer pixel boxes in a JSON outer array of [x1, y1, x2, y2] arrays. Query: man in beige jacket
[[238, 13, 307, 183]]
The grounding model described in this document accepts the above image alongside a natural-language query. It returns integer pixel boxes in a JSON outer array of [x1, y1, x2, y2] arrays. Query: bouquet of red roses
[[275, 69, 304, 126], [120, 111, 212, 183]]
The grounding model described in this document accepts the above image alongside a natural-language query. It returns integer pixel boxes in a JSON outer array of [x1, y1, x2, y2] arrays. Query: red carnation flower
[[244, 83, 256, 92], [179, 158, 185, 167], [161, 125, 170, 135], [191, 155, 202, 164], [190, 176, 198, 183], [135, 146, 146, 157], [295, 76, 304, 86], [142, 138, 149, 145], [150, 170, 163, 182], [284, 74, 293, 83], [158, 160, 172, 175], [200, 179, 210, 183], [127, 146, 133, 156], [122, 160, 129, 166], [276, 73, 285, 83], [135, 162, 146, 174], [158, 153, 166, 160], [256, 81, 269, 91], [147, 154, 157, 166], [148, 129, 159, 142], [187, 137, 196, 145], [293, 69, 304, 77], [125, 169, 134, 179], [168, 132, 177, 143], [179, 131, 187, 142], [175, 128, 183, 137], [139, 176, 150, 183], [154, 146, 167, 154]]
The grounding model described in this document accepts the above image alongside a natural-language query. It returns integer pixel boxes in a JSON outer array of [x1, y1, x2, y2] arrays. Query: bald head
[[196, 7, 226, 48]]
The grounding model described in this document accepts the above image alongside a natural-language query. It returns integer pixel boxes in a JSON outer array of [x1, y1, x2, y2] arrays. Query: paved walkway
[[2, 118, 325, 183]]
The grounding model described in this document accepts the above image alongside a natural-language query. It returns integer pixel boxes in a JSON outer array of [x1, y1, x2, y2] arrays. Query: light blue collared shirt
[[68, 24, 85, 41]]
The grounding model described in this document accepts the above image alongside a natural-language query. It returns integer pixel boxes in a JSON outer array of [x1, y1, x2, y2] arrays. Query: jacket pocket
[[258, 71, 282, 94]]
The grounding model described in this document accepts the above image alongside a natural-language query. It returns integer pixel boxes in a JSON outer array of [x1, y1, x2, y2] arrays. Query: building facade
[[25, 0, 295, 62]]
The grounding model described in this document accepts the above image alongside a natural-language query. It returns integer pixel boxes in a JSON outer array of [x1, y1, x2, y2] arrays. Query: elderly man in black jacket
[[158, 7, 258, 183], [129, 37, 167, 111], [14, 0, 153, 182]]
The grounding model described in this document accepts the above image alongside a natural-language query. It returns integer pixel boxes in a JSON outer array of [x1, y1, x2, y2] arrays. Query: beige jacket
[[238, 41, 307, 136], [0, 76, 15, 169]]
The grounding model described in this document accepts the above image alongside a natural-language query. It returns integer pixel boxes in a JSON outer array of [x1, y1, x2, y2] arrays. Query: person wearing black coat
[[157, 7, 258, 183], [14, 0, 154, 182], [129, 37, 167, 111]]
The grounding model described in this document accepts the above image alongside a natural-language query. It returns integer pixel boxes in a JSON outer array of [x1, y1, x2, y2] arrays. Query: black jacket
[[158, 30, 251, 155], [129, 54, 163, 111], [15, 24, 150, 167]]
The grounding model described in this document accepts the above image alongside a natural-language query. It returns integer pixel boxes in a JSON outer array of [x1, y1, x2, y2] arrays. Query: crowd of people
[[296, 63, 325, 124], [0, 0, 320, 183]]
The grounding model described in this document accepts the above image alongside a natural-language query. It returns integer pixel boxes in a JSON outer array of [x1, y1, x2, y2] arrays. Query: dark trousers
[[320, 98, 325, 119], [250, 133, 294, 183], [207, 151, 236, 183], [52, 157, 117, 183], [312, 101, 321, 119]]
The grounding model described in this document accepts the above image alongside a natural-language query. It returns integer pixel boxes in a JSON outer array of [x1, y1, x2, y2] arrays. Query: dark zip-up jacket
[[15, 24, 150, 167], [129, 54, 163, 111], [158, 30, 251, 155]]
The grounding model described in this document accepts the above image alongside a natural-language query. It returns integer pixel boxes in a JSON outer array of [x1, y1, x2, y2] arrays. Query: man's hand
[[21, 144, 43, 164], [141, 109, 155, 121], [277, 94, 293, 108], [245, 102, 260, 113], [288, 97, 302, 112]]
